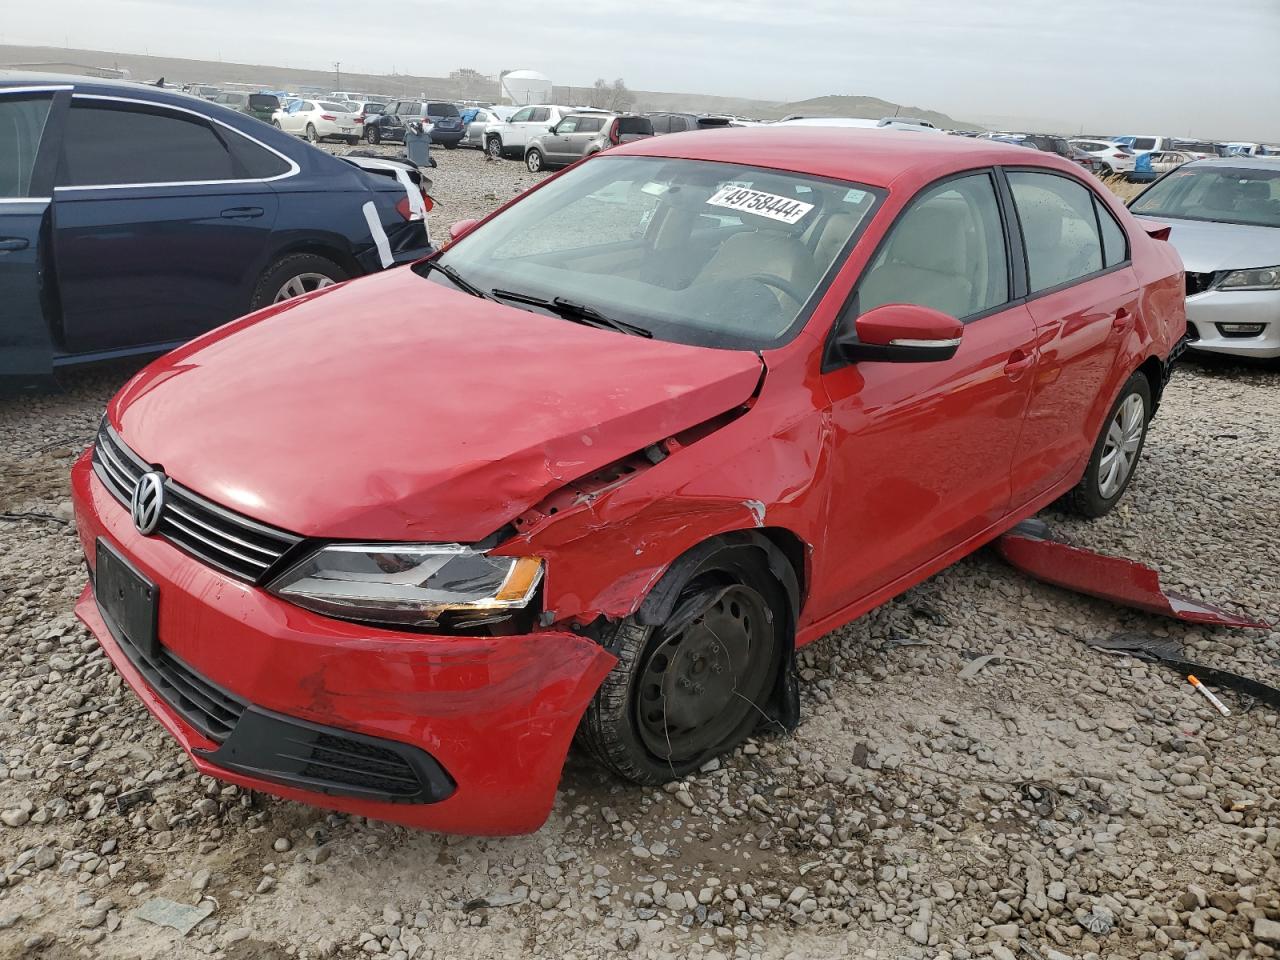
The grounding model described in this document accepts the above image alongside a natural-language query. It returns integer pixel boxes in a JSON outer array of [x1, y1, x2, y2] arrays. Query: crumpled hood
[[111, 269, 763, 542], [1136, 215, 1280, 273]]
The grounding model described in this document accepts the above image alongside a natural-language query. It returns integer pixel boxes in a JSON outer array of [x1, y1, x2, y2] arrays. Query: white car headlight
[[268, 544, 543, 628], [1215, 266, 1280, 291]]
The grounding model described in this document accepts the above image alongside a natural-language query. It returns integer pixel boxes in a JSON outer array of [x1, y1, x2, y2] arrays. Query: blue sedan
[[0, 73, 433, 383]]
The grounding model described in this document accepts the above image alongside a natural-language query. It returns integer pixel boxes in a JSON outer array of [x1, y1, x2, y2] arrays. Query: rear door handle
[[1003, 350, 1034, 380], [220, 207, 265, 219], [0, 237, 30, 252]]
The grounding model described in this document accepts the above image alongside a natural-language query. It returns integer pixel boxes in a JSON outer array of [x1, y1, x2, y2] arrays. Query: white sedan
[[1069, 139, 1136, 175], [273, 99, 362, 145]]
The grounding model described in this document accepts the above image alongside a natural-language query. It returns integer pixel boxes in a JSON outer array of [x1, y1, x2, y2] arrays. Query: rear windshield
[[248, 94, 279, 110], [1130, 137, 1157, 150], [318, 101, 348, 112], [364, 103, 385, 113], [428, 103, 460, 117], [618, 117, 653, 136], [1131, 166, 1280, 228]]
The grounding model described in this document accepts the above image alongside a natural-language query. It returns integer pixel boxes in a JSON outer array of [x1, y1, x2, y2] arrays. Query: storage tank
[[500, 70, 552, 106]]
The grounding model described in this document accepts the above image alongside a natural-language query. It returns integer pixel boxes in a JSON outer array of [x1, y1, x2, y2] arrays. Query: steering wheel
[[743, 273, 806, 305]]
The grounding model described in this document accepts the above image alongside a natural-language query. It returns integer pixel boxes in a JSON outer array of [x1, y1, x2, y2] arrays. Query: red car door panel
[[816, 303, 1038, 618]]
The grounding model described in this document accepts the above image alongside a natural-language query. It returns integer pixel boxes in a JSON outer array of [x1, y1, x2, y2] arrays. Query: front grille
[[1186, 271, 1217, 296], [92, 424, 302, 584]]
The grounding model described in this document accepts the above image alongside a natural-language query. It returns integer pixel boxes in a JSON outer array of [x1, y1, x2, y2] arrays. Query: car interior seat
[[858, 200, 974, 318]]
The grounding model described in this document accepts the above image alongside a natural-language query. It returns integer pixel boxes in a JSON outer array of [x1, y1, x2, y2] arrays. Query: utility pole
[[333, 62, 342, 91]]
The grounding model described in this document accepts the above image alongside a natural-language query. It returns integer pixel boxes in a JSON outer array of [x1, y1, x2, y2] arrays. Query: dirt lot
[[1, 148, 1278, 960]]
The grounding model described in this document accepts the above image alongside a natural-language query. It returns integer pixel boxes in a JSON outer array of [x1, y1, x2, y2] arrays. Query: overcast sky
[[7, 0, 1280, 139]]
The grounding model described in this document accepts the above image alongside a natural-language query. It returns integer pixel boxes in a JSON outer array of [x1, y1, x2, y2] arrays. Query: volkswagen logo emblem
[[131, 472, 166, 536]]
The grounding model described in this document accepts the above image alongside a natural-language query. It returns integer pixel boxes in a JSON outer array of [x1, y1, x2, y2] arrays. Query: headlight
[[268, 544, 543, 628], [1215, 266, 1280, 291]]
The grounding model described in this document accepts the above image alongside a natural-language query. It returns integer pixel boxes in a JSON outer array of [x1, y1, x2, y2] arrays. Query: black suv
[[366, 100, 464, 148]]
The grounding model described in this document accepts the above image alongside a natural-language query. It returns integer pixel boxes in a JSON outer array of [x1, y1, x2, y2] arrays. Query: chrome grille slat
[[161, 514, 272, 570], [92, 424, 303, 584], [164, 500, 288, 558]]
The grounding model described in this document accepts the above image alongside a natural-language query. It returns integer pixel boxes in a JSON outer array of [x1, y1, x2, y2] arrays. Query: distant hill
[[0, 43, 982, 130]]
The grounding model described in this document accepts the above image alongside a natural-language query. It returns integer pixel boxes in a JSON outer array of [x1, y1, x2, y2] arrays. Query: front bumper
[[70, 453, 616, 835], [1185, 287, 1280, 359]]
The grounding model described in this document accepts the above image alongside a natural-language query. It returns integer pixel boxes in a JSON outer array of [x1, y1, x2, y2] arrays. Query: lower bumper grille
[[94, 594, 453, 804]]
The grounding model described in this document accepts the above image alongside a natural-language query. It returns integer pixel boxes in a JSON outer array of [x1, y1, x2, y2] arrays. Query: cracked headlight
[[268, 544, 543, 628], [1215, 266, 1280, 291]]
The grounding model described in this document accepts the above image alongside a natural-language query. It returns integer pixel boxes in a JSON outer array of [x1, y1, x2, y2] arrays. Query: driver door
[[814, 171, 1039, 618], [542, 116, 578, 163]]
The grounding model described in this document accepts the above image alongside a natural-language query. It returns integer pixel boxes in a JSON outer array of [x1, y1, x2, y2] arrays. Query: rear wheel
[[1064, 371, 1152, 517], [578, 543, 788, 783], [249, 253, 348, 311], [305, 124, 319, 144], [525, 148, 544, 173], [272, 120, 282, 129], [486, 136, 503, 159]]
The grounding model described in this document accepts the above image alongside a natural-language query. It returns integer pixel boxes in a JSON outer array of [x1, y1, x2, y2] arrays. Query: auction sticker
[[706, 186, 814, 224]]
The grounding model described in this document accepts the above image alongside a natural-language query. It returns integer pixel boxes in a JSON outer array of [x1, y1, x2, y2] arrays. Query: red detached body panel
[[72, 456, 616, 834]]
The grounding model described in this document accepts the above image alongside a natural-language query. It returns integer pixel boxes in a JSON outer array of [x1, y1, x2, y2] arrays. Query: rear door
[[0, 84, 67, 377], [51, 95, 286, 354], [1003, 168, 1138, 501]]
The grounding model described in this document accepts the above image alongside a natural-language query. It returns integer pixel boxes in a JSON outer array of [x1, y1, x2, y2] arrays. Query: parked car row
[[0, 73, 433, 383]]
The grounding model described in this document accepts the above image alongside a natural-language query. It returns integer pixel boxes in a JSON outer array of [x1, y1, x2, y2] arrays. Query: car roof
[[609, 126, 1084, 190], [0, 70, 230, 110], [1184, 156, 1280, 172]]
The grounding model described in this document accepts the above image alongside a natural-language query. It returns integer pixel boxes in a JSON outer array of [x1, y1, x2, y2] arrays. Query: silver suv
[[523, 113, 654, 172]]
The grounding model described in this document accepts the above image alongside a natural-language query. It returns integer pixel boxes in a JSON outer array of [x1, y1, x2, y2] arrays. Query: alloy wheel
[[274, 273, 335, 303], [526, 150, 543, 172], [1098, 393, 1145, 499], [486, 138, 502, 159]]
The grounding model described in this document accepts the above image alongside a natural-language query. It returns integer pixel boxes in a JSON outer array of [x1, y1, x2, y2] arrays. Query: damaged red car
[[72, 129, 1186, 834]]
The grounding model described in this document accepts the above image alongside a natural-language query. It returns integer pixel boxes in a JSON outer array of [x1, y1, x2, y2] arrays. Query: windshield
[[1130, 166, 1280, 228], [427, 155, 881, 350]]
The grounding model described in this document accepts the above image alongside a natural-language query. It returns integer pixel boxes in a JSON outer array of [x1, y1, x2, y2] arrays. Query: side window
[[510, 107, 534, 123], [556, 117, 579, 134], [59, 102, 237, 186], [857, 173, 1009, 320], [0, 95, 54, 198], [1094, 197, 1128, 267], [649, 116, 669, 134], [668, 116, 689, 133], [224, 133, 292, 179], [529, 108, 550, 123], [1007, 171, 1103, 292], [577, 117, 603, 134]]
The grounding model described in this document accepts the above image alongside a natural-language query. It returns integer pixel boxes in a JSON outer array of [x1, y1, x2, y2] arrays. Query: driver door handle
[[0, 237, 30, 252], [1004, 349, 1034, 380], [221, 207, 264, 220]]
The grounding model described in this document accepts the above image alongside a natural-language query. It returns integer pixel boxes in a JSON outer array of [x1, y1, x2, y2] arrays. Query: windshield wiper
[[490, 289, 652, 338], [418, 259, 492, 300]]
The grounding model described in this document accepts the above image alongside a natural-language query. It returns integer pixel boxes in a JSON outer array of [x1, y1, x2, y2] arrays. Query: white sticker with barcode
[[706, 186, 814, 224]]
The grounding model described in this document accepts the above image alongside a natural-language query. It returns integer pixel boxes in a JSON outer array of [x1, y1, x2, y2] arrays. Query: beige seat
[[858, 201, 974, 318], [812, 212, 859, 273], [696, 225, 816, 310]]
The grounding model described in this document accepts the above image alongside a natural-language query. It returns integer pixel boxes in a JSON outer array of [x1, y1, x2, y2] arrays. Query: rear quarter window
[[0, 95, 54, 198], [59, 102, 238, 186]]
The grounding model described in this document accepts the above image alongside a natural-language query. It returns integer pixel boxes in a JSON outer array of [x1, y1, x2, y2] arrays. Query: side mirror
[[548, 124, 558, 133], [448, 219, 480, 242], [830, 303, 963, 364]]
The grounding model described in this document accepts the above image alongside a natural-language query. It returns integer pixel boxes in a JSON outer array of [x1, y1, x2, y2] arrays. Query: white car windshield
[[426, 156, 881, 350], [1131, 166, 1280, 228]]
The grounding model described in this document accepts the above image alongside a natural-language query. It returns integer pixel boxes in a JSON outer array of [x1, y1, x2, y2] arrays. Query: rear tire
[[577, 543, 789, 784], [525, 148, 544, 173], [249, 253, 348, 311], [1063, 371, 1152, 518]]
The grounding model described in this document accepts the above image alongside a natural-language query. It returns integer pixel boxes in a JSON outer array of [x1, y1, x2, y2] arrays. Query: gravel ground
[[1, 148, 1278, 960]]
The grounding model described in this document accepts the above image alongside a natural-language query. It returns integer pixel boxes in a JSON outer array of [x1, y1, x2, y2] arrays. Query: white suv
[[483, 105, 609, 160], [1069, 139, 1136, 175]]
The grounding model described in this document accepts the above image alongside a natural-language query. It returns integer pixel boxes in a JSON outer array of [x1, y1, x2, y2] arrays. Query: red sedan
[[72, 129, 1185, 834]]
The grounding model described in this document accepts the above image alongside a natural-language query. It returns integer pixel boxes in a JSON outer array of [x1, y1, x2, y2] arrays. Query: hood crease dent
[[111, 272, 764, 543]]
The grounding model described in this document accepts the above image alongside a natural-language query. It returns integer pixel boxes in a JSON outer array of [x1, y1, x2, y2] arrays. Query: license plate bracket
[[95, 539, 159, 659]]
